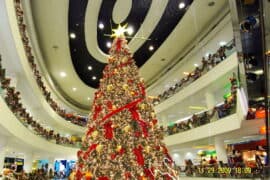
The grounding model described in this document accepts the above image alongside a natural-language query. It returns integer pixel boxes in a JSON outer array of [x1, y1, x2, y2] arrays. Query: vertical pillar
[[205, 92, 216, 109], [205, 92, 216, 121], [48, 157, 55, 172], [214, 137, 228, 164], [0, 147, 7, 173], [24, 152, 33, 172]]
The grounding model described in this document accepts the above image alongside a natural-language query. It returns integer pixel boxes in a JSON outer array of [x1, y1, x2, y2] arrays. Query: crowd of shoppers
[[153, 41, 235, 105], [14, 0, 87, 127], [164, 75, 238, 136], [0, 55, 78, 146]]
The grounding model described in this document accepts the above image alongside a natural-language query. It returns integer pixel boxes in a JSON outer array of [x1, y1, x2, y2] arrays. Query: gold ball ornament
[[108, 57, 115, 63], [91, 130, 98, 138], [130, 91, 135, 96], [107, 84, 114, 91], [85, 171, 92, 178], [122, 84, 128, 90], [116, 145, 122, 152], [140, 103, 146, 110], [121, 56, 128, 63], [145, 146, 151, 153], [96, 144, 103, 153], [123, 125, 131, 132], [112, 105, 117, 110]]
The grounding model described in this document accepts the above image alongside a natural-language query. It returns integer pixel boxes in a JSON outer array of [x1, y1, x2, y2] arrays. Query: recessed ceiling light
[[179, 2, 185, 9], [88, 66, 92, 71], [92, 76, 97, 80], [87, 97, 91, 101], [72, 87, 77, 91], [98, 22, 104, 29], [219, 41, 227, 46], [106, 42, 112, 48], [70, 33, 76, 39], [149, 45, 154, 51], [60, 72, 66, 77], [194, 63, 199, 67], [127, 26, 134, 35]]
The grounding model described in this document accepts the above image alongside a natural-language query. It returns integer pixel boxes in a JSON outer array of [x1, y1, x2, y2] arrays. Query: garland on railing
[[153, 41, 235, 105], [13, 0, 87, 127], [164, 74, 238, 136], [0, 55, 81, 147]]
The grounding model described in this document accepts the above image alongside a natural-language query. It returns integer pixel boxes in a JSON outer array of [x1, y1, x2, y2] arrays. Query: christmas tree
[[76, 25, 178, 180]]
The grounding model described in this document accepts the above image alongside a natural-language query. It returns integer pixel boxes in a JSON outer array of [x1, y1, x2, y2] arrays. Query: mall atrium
[[0, 0, 270, 179]]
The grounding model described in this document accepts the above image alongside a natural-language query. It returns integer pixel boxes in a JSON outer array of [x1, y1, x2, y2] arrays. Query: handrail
[[13, 0, 88, 127], [0, 55, 81, 148], [164, 75, 238, 136], [153, 40, 236, 106]]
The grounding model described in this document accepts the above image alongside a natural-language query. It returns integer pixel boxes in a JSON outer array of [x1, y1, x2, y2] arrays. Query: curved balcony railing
[[163, 76, 238, 136], [153, 40, 236, 106], [0, 55, 81, 148], [13, 0, 88, 127]]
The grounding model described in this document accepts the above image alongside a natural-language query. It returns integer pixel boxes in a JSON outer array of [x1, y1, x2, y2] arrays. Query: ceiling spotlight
[[149, 45, 154, 51], [72, 87, 77, 91], [98, 22, 104, 30], [106, 42, 112, 48], [70, 33, 76, 39], [88, 66, 92, 71], [87, 97, 91, 101], [219, 41, 227, 46], [127, 26, 134, 35], [194, 63, 199, 67], [92, 76, 97, 80], [179, 2, 185, 9], [60, 72, 66, 77]]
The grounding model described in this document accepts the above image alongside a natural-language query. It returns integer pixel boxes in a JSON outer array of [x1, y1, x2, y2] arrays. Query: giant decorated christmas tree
[[76, 25, 178, 180]]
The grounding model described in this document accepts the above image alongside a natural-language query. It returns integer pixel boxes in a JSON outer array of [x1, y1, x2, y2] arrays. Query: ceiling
[[27, 0, 228, 110]]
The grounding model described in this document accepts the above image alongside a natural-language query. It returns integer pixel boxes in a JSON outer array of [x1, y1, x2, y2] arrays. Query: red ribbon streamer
[[129, 106, 149, 137], [98, 177, 110, 180], [138, 83, 146, 96], [101, 98, 142, 122], [104, 121, 113, 140], [116, 38, 122, 52], [75, 170, 83, 180], [133, 145, 144, 166], [93, 105, 102, 120], [86, 127, 95, 136], [144, 168, 155, 180]]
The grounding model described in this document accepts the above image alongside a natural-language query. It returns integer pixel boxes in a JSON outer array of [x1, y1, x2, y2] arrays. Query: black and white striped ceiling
[[68, 0, 193, 88]]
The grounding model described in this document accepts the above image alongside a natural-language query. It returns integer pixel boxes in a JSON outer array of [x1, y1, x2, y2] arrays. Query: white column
[[205, 92, 217, 122], [205, 92, 216, 109], [48, 157, 55, 171], [0, 137, 8, 172], [24, 152, 33, 172], [0, 147, 7, 172], [214, 137, 228, 163]]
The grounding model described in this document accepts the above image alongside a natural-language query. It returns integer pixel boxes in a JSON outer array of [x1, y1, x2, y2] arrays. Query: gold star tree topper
[[111, 24, 128, 38]]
